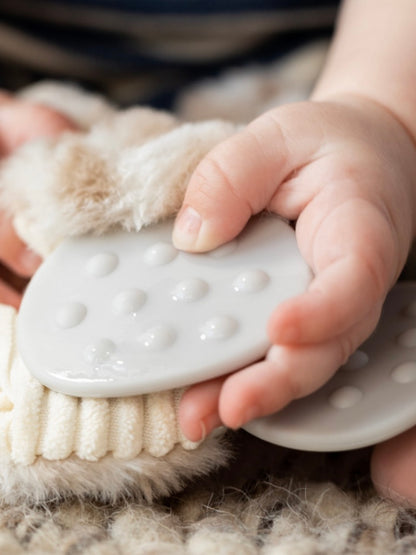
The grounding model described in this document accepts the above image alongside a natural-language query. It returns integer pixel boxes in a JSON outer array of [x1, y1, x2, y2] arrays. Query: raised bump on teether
[[404, 301, 416, 317], [171, 278, 209, 302], [329, 386, 363, 409], [144, 242, 177, 266], [84, 338, 116, 364], [397, 328, 416, 348], [112, 289, 147, 315], [199, 315, 238, 341], [232, 269, 269, 293], [86, 252, 119, 277], [138, 324, 176, 350], [391, 361, 416, 384], [56, 302, 87, 329]]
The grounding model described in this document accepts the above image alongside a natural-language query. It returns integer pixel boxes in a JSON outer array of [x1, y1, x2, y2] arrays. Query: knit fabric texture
[[0, 304, 199, 465]]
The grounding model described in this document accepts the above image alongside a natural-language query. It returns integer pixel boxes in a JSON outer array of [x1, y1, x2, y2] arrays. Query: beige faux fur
[[0, 82, 239, 504], [0, 433, 229, 505], [0, 82, 237, 257]]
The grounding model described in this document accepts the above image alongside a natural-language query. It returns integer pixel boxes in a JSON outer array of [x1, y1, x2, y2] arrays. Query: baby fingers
[[268, 193, 400, 346], [268, 253, 386, 345], [173, 102, 324, 252], [179, 303, 380, 441], [0, 99, 76, 156], [218, 304, 381, 430]]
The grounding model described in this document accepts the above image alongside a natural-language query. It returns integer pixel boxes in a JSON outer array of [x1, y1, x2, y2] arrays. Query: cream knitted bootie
[[0, 83, 238, 504]]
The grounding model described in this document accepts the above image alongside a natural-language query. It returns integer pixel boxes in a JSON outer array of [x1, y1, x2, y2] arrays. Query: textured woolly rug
[[0, 432, 415, 554]]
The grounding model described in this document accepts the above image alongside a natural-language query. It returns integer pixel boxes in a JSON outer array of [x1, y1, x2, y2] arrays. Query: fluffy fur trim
[[0, 83, 237, 256], [0, 432, 230, 505]]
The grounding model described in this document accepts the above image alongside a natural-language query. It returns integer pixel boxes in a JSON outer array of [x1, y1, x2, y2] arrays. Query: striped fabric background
[[0, 0, 339, 105]]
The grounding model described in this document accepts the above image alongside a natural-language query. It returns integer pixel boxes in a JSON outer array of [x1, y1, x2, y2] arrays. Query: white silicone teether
[[17, 215, 312, 397], [243, 282, 416, 451]]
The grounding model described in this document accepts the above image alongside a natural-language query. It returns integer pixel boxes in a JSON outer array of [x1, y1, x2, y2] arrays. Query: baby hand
[[174, 95, 416, 441], [0, 91, 76, 308]]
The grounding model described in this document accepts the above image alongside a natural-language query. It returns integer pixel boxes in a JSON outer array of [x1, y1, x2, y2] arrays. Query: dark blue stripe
[[0, 0, 337, 106], [6, 16, 333, 71], [38, 0, 340, 14]]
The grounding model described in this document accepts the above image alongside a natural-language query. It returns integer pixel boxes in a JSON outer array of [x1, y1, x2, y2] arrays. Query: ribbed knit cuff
[[0, 304, 199, 466]]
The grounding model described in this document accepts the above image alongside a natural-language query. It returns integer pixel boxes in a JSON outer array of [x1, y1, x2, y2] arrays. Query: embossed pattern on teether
[[17, 216, 312, 397], [244, 282, 416, 451]]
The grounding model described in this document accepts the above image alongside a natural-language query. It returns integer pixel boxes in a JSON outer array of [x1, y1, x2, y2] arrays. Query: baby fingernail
[[173, 206, 202, 250]]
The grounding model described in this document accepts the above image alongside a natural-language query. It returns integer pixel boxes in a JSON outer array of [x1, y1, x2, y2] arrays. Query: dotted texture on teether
[[17, 216, 311, 398], [244, 282, 416, 451]]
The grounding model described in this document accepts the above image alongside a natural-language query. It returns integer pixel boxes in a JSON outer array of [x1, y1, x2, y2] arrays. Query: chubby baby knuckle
[[249, 110, 287, 151], [189, 160, 226, 205], [191, 155, 250, 210], [355, 251, 387, 304], [193, 154, 229, 187]]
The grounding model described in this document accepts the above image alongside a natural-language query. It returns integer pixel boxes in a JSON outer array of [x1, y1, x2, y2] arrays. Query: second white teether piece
[[244, 282, 416, 451]]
